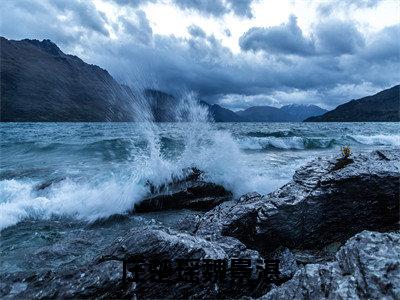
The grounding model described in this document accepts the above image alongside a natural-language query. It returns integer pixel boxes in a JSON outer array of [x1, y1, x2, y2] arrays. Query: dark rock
[[194, 191, 264, 237], [260, 231, 400, 299], [96, 225, 266, 299], [134, 168, 232, 212], [195, 150, 399, 252], [277, 249, 299, 279], [332, 157, 353, 171], [0, 261, 129, 299], [2, 226, 267, 299]]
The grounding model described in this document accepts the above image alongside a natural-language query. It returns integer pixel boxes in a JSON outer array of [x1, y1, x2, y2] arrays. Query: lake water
[[1, 121, 399, 274]]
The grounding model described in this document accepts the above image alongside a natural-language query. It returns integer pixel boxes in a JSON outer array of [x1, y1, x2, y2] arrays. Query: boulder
[[195, 150, 399, 252], [2, 226, 267, 299], [134, 168, 232, 212], [260, 230, 400, 299]]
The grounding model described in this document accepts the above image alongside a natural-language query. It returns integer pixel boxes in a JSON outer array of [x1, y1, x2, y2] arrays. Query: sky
[[1, 0, 399, 110]]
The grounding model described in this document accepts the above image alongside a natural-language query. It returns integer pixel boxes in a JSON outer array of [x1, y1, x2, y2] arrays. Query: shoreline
[[1, 148, 399, 299]]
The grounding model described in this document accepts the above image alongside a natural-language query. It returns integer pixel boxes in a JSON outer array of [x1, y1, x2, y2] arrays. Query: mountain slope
[[236, 104, 327, 122], [280, 104, 327, 122], [1, 37, 135, 121], [237, 106, 289, 122], [305, 85, 400, 122], [200, 101, 244, 122]]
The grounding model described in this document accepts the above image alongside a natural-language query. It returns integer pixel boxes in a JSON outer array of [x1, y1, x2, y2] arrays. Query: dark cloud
[[173, 0, 228, 17], [50, 0, 110, 37], [188, 25, 206, 38], [227, 0, 253, 18], [239, 15, 315, 56], [108, 0, 255, 18], [317, 0, 381, 17], [173, 0, 254, 18], [119, 10, 153, 45], [108, 0, 153, 6], [361, 24, 400, 62], [315, 20, 365, 55], [0, 0, 398, 110], [240, 16, 366, 57]]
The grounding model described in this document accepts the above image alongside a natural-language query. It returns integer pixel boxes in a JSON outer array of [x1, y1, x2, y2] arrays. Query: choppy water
[[1, 120, 399, 274], [1, 121, 400, 230]]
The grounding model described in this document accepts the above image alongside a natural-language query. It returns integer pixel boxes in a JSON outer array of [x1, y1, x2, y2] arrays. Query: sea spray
[[2, 104, 399, 230]]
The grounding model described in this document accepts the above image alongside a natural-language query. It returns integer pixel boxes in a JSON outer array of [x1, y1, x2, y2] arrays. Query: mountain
[[280, 104, 327, 122], [305, 85, 400, 122], [237, 106, 289, 122], [1, 37, 135, 121], [0, 37, 336, 123], [144, 89, 177, 122], [200, 101, 244, 122], [234, 104, 326, 122]]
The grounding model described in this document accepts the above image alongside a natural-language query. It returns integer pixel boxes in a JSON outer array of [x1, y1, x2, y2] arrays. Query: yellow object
[[341, 146, 351, 158]]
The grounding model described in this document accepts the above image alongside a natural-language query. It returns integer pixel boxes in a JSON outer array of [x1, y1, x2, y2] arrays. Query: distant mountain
[[237, 106, 289, 122], [1, 37, 135, 121], [235, 104, 327, 122], [305, 85, 400, 122], [0, 37, 336, 123], [200, 101, 244, 122], [280, 104, 327, 122]]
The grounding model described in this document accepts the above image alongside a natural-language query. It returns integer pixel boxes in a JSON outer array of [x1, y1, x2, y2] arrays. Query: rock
[[98, 225, 228, 262], [97, 225, 269, 299], [2, 226, 267, 299], [0, 261, 130, 299], [277, 249, 299, 279], [195, 150, 399, 252], [134, 168, 232, 212], [194, 192, 264, 237], [260, 231, 400, 300]]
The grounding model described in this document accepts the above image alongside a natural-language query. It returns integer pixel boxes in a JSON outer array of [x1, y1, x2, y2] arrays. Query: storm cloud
[[0, 0, 398, 110], [239, 15, 315, 56]]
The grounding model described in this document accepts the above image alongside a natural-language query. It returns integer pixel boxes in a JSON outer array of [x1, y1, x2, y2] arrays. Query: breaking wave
[[0, 93, 280, 230], [238, 136, 337, 151], [349, 134, 400, 147]]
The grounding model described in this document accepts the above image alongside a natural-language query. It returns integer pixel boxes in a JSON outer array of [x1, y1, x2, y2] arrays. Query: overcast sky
[[1, 0, 399, 110]]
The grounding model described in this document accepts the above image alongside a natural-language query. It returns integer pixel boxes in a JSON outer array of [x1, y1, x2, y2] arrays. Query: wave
[[245, 130, 300, 138], [0, 93, 281, 230], [238, 136, 336, 151], [349, 134, 400, 147], [0, 178, 148, 231]]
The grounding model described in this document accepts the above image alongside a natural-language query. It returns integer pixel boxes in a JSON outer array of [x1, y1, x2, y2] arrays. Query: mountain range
[[305, 85, 400, 122], [1, 37, 398, 122]]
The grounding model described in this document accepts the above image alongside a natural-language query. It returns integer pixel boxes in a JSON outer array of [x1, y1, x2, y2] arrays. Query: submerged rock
[[134, 168, 232, 212], [195, 150, 399, 252], [260, 231, 400, 300]]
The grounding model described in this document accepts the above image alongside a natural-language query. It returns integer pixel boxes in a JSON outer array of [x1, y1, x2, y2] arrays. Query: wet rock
[[98, 225, 228, 262], [277, 249, 299, 279], [194, 192, 264, 237], [195, 150, 399, 252], [260, 231, 400, 300], [3, 226, 267, 299], [135, 168, 232, 212]]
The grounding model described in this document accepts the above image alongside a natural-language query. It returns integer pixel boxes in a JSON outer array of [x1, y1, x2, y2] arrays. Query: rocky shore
[[1, 149, 399, 299]]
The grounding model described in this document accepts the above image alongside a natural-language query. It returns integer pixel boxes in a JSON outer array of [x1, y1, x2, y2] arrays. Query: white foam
[[351, 134, 400, 147], [0, 177, 147, 230], [238, 136, 305, 150], [0, 92, 281, 230]]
